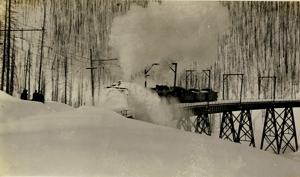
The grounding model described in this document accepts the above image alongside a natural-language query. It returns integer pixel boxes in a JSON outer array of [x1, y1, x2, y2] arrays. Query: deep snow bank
[[0, 91, 54, 123], [0, 105, 300, 176], [45, 101, 76, 112], [0, 91, 75, 123]]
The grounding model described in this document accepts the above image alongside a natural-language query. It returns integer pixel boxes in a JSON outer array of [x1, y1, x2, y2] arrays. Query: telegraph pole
[[6, 0, 11, 94], [92, 58, 118, 97], [86, 49, 97, 106], [24, 47, 28, 89], [38, 0, 46, 92], [28, 46, 31, 98], [1, 0, 8, 91]]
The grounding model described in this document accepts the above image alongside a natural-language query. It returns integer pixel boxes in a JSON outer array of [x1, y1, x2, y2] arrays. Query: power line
[[12, 34, 114, 64], [0, 28, 43, 31], [13, 46, 121, 72], [14, 45, 88, 68]]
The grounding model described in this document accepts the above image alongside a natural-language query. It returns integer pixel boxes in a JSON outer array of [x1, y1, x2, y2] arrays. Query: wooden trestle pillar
[[219, 111, 236, 142], [260, 107, 298, 154], [237, 110, 256, 147], [194, 109, 212, 136], [219, 110, 255, 147], [176, 109, 193, 132]]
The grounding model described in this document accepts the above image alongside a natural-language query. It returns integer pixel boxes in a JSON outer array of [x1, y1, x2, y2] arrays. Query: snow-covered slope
[[45, 101, 76, 112], [0, 91, 300, 176], [0, 92, 53, 123], [0, 92, 75, 123]]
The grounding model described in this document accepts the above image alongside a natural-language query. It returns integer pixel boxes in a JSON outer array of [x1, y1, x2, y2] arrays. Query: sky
[[109, 1, 230, 83], [1, 85, 300, 176]]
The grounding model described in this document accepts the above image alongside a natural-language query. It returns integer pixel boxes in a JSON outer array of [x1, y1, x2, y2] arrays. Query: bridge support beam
[[194, 110, 212, 136], [236, 110, 255, 147], [261, 107, 298, 154], [176, 110, 193, 132], [219, 110, 255, 147], [219, 111, 237, 142], [280, 107, 298, 153], [176, 117, 192, 131]]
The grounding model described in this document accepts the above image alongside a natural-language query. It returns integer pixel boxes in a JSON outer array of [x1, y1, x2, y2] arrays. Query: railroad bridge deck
[[173, 99, 300, 114], [172, 99, 299, 154]]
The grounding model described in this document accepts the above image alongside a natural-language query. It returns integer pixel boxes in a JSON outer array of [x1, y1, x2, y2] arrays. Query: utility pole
[[86, 49, 97, 106], [28, 47, 31, 99], [38, 0, 46, 92], [85, 57, 118, 102], [24, 47, 29, 89], [6, 0, 11, 94], [1, 0, 8, 91], [170, 63, 177, 88], [185, 70, 195, 90], [203, 70, 211, 89], [144, 63, 159, 87], [258, 76, 276, 101], [92, 58, 118, 94]]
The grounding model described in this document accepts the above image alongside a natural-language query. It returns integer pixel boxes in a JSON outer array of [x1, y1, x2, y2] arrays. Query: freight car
[[151, 85, 218, 103]]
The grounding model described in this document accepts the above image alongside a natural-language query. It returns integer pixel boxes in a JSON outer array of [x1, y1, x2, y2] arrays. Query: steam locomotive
[[150, 85, 218, 103]]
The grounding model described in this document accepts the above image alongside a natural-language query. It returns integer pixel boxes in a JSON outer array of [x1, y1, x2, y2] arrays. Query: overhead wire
[[14, 45, 122, 74]]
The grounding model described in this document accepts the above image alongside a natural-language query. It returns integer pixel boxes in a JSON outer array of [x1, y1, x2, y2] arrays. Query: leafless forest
[[0, 1, 300, 107], [208, 2, 300, 100]]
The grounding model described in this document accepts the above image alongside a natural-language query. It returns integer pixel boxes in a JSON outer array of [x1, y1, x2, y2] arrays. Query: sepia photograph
[[0, 0, 300, 176]]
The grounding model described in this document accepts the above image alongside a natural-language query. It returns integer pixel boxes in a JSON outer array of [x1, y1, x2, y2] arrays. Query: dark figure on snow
[[32, 90, 39, 101], [20, 89, 28, 100], [38, 91, 45, 103], [117, 80, 122, 86]]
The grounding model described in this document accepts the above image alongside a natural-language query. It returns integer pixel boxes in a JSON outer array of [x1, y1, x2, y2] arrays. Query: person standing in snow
[[32, 90, 38, 101], [20, 89, 28, 100], [38, 91, 45, 103], [117, 80, 122, 86]]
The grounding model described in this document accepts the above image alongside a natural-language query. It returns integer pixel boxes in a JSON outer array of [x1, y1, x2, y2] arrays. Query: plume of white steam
[[97, 88, 129, 111], [122, 82, 176, 128], [94, 82, 176, 128], [109, 1, 230, 82]]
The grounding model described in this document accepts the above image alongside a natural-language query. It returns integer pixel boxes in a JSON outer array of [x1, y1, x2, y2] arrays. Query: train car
[[198, 88, 218, 102], [151, 85, 218, 103]]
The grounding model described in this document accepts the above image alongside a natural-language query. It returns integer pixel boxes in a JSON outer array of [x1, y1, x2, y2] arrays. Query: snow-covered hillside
[[0, 91, 300, 176]]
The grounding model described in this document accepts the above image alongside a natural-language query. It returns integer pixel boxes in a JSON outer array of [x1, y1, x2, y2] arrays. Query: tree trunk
[[1, 1, 8, 91], [6, 0, 11, 94], [10, 40, 15, 95]]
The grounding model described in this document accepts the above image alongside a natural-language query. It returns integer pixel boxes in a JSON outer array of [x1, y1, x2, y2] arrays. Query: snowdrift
[[0, 91, 300, 176], [0, 91, 75, 123], [45, 101, 76, 112]]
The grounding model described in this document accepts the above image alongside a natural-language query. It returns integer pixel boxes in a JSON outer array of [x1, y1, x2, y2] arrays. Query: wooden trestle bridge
[[172, 99, 299, 154]]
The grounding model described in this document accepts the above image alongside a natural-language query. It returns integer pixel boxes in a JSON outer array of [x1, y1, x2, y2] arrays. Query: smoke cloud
[[109, 1, 230, 82]]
